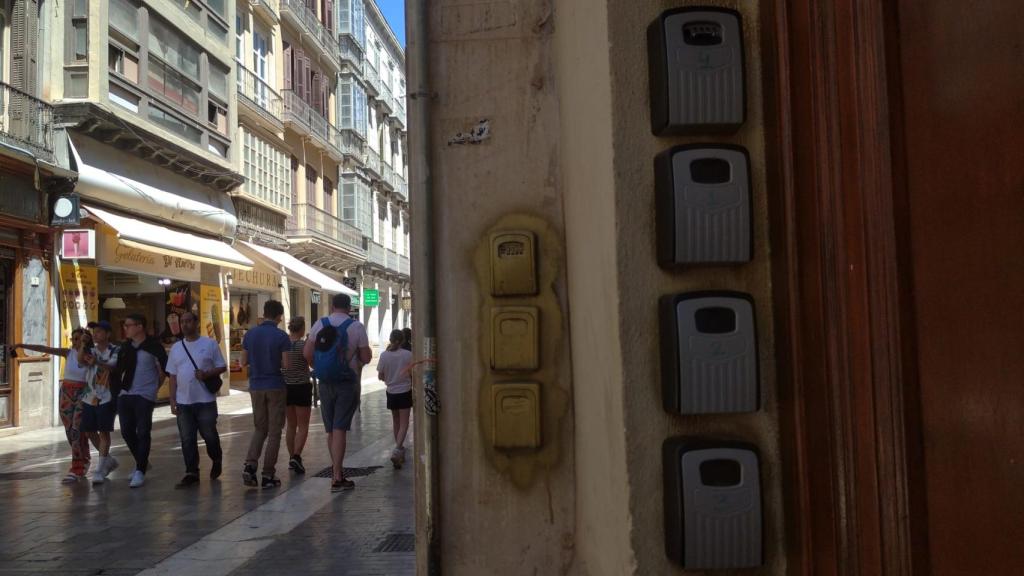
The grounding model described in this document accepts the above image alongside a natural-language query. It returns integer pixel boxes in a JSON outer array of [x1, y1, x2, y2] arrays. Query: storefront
[[223, 263, 283, 389]]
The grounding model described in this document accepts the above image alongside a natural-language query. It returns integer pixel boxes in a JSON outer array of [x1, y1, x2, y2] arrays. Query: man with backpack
[[304, 293, 371, 492]]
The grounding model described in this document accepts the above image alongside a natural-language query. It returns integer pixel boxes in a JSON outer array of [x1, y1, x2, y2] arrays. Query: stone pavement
[[0, 374, 414, 576]]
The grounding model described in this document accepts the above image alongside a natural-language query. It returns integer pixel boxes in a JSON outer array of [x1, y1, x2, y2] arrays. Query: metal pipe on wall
[[405, 0, 441, 573]]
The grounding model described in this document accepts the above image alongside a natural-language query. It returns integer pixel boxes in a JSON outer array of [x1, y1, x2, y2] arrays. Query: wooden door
[[893, 2, 1024, 573]]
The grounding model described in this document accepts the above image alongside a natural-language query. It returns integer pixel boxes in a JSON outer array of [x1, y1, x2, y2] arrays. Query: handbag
[[181, 339, 223, 394]]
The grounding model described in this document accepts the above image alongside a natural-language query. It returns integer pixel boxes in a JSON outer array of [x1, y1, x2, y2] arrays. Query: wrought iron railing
[[0, 82, 54, 163], [339, 35, 364, 73], [379, 82, 394, 114], [336, 128, 364, 160], [399, 254, 410, 276], [362, 61, 380, 96], [237, 65, 282, 121], [279, 0, 339, 69], [287, 203, 364, 253], [367, 241, 407, 275], [282, 90, 338, 157], [249, 0, 278, 20], [381, 162, 395, 191], [363, 146, 381, 177]]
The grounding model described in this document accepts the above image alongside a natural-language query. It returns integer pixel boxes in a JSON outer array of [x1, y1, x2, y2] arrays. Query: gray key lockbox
[[663, 438, 762, 570], [656, 145, 752, 266], [660, 291, 758, 414], [648, 7, 746, 135]]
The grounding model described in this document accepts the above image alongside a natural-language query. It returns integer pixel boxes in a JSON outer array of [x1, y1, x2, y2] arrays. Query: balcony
[[237, 66, 283, 128], [336, 128, 365, 162], [287, 203, 365, 255], [0, 82, 54, 164], [279, 0, 340, 73], [362, 62, 380, 97], [367, 241, 409, 277], [363, 146, 381, 178], [249, 0, 279, 23], [380, 162, 395, 192], [378, 83, 395, 115], [283, 90, 342, 161], [393, 97, 407, 129], [339, 35, 364, 74]]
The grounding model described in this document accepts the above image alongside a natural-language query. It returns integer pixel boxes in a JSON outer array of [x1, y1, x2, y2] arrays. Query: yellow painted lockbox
[[489, 231, 537, 296], [491, 382, 541, 449], [491, 307, 539, 371]]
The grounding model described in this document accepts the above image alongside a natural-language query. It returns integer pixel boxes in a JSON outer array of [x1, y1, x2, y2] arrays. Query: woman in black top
[[283, 317, 312, 474]]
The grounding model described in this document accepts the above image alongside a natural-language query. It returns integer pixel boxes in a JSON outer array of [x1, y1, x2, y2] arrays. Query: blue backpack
[[312, 317, 356, 383]]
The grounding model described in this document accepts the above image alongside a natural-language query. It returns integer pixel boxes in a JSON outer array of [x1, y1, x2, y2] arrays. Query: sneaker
[[330, 478, 355, 492], [210, 460, 222, 480], [242, 463, 258, 487], [390, 448, 403, 469], [261, 475, 281, 488], [104, 455, 120, 477], [62, 472, 84, 484], [129, 470, 145, 488], [289, 455, 306, 475], [92, 458, 107, 485], [175, 474, 200, 488]]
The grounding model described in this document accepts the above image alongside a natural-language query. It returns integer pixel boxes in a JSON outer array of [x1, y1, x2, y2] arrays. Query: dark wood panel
[[894, 2, 1024, 573]]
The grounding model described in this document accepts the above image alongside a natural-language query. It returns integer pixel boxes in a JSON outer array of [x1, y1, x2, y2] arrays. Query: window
[[306, 165, 318, 205], [208, 101, 227, 135], [149, 17, 200, 82], [148, 106, 202, 144], [108, 44, 139, 83], [207, 18, 228, 44], [109, 0, 138, 40], [341, 173, 371, 236], [68, 0, 88, 63], [147, 58, 201, 116], [242, 128, 291, 210], [209, 62, 229, 101], [235, 14, 244, 62], [352, 0, 365, 46]]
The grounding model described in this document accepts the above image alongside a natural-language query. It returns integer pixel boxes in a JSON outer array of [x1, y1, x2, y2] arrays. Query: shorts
[[286, 383, 313, 407], [386, 391, 413, 410], [318, 380, 360, 433], [80, 401, 116, 432]]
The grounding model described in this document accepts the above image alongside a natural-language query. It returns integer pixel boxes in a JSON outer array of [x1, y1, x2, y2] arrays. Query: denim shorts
[[318, 380, 360, 432]]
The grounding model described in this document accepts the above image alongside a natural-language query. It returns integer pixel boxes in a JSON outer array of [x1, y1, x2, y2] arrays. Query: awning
[[87, 205, 253, 270], [241, 241, 356, 296]]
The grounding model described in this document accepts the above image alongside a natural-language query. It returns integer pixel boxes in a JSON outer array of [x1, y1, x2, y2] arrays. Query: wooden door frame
[[760, 0, 928, 574]]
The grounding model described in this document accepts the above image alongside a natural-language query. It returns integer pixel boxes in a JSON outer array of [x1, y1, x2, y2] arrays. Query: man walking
[[241, 300, 290, 488], [81, 321, 120, 484], [114, 314, 167, 488], [305, 294, 371, 492], [167, 311, 227, 488]]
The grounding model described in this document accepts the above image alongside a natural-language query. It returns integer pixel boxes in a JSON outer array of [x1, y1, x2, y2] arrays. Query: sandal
[[61, 473, 82, 484]]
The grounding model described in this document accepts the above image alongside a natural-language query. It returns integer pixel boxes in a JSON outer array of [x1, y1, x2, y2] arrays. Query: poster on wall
[[59, 262, 98, 348], [200, 285, 224, 344], [161, 281, 197, 345]]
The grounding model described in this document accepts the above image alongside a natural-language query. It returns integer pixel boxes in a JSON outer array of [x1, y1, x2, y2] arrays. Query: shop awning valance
[[241, 242, 356, 296], [87, 205, 253, 270]]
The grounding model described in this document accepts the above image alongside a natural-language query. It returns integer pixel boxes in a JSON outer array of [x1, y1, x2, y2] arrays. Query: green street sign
[[363, 289, 380, 307]]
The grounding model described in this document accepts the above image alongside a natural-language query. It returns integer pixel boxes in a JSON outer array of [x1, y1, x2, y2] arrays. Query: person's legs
[[396, 408, 411, 449], [245, 390, 269, 470], [262, 389, 286, 479], [294, 406, 311, 456], [118, 395, 141, 469], [134, 398, 155, 473], [59, 382, 89, 477], [285, 406, 297, 458], [196, 401, 222, 468], [391, 409, 400, 444], [176, 403, 200, 476], [330, 430, 347, 481], [97, 431, 111, 458]]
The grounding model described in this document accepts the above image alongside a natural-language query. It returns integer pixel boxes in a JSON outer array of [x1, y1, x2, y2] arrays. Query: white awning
[[87, 205, 253, 270], [241, 242, 356, 296]]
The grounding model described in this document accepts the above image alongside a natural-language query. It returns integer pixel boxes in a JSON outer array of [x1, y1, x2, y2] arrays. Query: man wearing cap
[[80, 320, 121, 484]]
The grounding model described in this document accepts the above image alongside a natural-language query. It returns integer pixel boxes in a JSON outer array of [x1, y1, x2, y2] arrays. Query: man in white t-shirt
[[167, 311, 227, 488], [304, 293, 371, 492]]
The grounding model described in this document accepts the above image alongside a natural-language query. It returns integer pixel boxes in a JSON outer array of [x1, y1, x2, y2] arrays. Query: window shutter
[[303, 56, 313, 103], [12, 0, 39, 95], [311, 72, 321, 114], [283, 43, 293, 90], [294, 49, 306, 101], [325, 0, 334, 34], [320, 75, 328, 116]]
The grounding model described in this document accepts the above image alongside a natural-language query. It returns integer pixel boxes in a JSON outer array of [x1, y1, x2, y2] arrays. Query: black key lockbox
[[660, 291, 759, 414], [656, 145, 752, 266], [648, 7, 746, 135], [663, 438, 763, 570]]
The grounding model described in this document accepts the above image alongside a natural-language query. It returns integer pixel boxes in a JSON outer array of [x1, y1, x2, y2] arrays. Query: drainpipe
[[405, 0, 441, 573]]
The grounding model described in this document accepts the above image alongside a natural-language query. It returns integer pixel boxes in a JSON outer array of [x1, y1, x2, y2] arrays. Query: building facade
[[1, 0, 76, 432]]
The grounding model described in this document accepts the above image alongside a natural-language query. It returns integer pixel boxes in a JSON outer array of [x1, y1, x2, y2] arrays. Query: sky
[[376, 0, 406, 47]]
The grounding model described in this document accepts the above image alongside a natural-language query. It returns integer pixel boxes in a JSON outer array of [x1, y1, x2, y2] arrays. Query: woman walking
[[283, 317, 312, 474], [79, 321, 121, 484], [378, 329, 413, 468], [13, 328, 93, 483]]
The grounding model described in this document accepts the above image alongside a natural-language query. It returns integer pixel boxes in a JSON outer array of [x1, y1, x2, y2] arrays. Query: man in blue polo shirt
[[241, 300, 290, 488]]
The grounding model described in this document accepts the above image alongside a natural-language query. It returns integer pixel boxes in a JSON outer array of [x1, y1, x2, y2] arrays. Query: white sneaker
[[390, 447, 404, 469], [129, 470, 145, 488], [104, 455, 120, 477], [92, 457, 107, 485]]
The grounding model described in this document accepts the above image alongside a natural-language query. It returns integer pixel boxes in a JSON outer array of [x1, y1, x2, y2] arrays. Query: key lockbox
[[490, 230, 538, 296], [648, 7, 746, 135], [661, 291, 758, 414], [491, 307, 540, 372], [656, 145, 752, 266], [663, 438, 763, 570]]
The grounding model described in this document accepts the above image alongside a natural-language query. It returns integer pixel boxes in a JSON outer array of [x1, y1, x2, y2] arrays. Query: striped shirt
[[283, 338, 310, 386]]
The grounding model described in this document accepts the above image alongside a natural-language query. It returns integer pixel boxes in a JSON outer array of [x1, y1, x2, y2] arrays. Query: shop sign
[[61, 229, 95, 260], [96, 230, 201, 282], [363, 289, 380, 307], [200, 285, 225, 344], [60, 262, 98, 337], [228, 267, 280, 291]]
